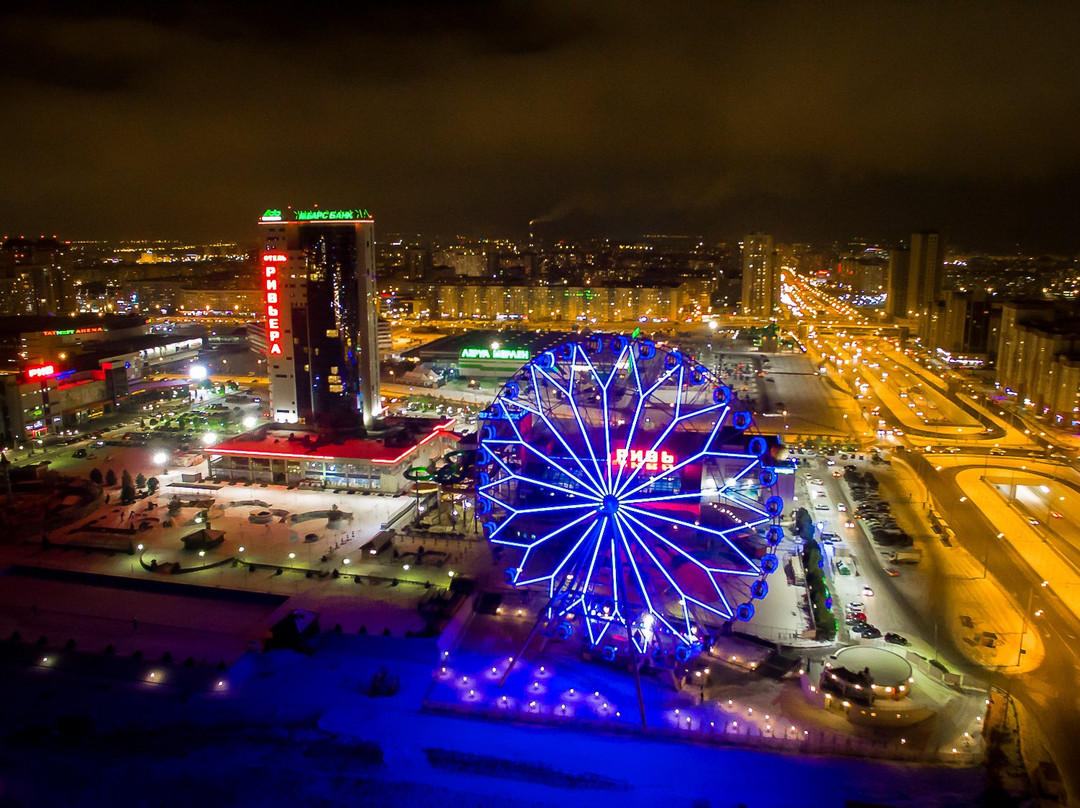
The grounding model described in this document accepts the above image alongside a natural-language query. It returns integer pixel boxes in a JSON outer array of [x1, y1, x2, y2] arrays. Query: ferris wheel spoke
[[561, 344, 607, 491], [576, 521, 607, 605], [610, 515, 658, 621], [616, 512, 696, 637], [617, 512, 708, 630], [487, 422, 603, 501], [618, 509, 757, 584], [502, 507, 597, 551], [612, 357, 681, 493], [513, 516, 599, 587], [715, 491, 770, 518], [528, 364, 606, 493], [480, 460, 599, 503], [616, 410, 728, 499], [621, 504, 763, 572]]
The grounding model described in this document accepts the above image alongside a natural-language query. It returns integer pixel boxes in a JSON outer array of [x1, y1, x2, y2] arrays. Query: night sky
[[3, 1, 1080, 250]]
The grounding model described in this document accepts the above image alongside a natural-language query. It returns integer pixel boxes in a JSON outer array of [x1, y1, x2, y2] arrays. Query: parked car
[[847, 601, 865, 611], [859, 626, 882, 639], [72, 448, 87, 458]]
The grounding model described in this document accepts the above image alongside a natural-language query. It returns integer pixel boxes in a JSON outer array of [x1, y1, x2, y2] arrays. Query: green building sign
[[294, 208, 371, 221], [460, 347, 530, 361]]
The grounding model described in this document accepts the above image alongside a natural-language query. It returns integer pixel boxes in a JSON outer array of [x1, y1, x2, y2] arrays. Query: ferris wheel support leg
[[621, 610, 648, 729], [497, 598, 553, 688]]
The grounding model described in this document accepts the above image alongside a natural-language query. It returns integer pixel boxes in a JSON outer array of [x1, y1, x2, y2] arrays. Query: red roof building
[[203, 417, 460, 493]]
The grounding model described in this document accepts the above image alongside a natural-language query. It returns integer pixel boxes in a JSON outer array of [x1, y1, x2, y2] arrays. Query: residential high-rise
[[740, 234, 778, 317], [0, 236, 74, 317], [259, 207, 380, 428], [885, 246, 910, 318], [909, 231, 945, 309]]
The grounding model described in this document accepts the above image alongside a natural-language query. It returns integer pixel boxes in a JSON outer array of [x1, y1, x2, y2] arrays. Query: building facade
[[996, 312, 1080, 426], [204, 417, 459, 494], [740, 234, 778, 318], [259, 208, 380, 427], [0, 237, 75, 317]]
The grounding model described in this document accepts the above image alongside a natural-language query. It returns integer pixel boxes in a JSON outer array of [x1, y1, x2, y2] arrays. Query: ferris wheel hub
[[598, 494, 621, 516]]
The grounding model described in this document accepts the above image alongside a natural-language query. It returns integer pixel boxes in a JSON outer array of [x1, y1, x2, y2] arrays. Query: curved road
[[906, 452, 1080, 798]]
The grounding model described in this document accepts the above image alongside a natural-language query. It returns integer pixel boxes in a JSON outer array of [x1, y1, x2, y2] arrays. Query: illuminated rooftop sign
[[294, 209, 371, 222], [459, 347, 530, 361], [40, 327, 105, 337], [260, 208, 372, 223], [26, 364, 56, 380]]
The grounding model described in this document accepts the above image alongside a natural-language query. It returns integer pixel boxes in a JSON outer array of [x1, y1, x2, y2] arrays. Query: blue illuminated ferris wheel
[[476, 335, 785, 665]]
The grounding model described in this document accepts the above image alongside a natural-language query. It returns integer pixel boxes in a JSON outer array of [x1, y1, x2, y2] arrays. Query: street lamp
[[1015, 582, 1047, 667]]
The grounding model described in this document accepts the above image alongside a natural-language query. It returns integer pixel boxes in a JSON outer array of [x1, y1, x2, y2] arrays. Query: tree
[[89, 468, 104, 485], [135, 472, 146, 489], [146, 477, 159, 495], [105, 469, 117, 487], [121, 471, 136, 504]]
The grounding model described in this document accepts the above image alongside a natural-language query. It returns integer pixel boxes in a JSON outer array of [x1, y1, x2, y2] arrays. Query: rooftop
[[406, 329, 569, 362], [204, 417, 459, 464]]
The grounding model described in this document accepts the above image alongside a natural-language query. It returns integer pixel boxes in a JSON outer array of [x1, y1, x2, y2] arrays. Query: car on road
[[810, 478, 824, 485], [825, 459, 836, 466], [837, 503, 847, 512], [72, 448, 87, 458], [1050, 452, 1068, 461], [862, 585, 875, 597], [815, 504, 829, 511], [1028, 517, 1039, 526], [845, 521, 856, 529], [989, 447, 1006, 456], [884, 632, 909, 646], [1051, 511, 1063, 519], [884, 568, 900, 577]]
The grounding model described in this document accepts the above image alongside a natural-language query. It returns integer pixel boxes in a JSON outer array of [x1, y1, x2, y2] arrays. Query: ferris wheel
[[475, 334, 784, 666]]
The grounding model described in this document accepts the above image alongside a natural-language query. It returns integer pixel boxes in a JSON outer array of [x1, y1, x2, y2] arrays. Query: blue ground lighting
[[476, 335, 784, 664]]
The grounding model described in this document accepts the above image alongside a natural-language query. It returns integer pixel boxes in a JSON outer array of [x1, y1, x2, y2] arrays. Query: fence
[[421, 697, 980, 765]]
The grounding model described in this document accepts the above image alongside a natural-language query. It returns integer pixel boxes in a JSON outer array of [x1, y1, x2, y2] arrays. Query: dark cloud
[[2, 1, 1080, 250]]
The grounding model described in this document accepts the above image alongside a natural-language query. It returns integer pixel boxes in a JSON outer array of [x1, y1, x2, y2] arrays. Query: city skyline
[[3, 3, 1080, 250]]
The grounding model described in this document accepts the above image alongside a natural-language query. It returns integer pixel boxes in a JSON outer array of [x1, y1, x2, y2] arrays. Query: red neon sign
[[262, 253, 284, 356], [26, 364, 56, 379], [611, 448, 675, 472]]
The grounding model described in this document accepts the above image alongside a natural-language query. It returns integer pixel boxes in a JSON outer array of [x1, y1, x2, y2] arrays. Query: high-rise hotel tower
[[259, 207, 381, 428]]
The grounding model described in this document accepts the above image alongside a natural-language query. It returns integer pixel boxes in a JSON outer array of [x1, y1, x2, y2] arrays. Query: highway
[[780, 272, 1080, 791], [902, 452, 1080, 799]]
